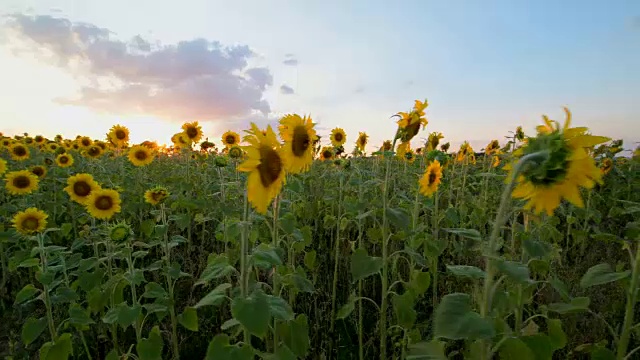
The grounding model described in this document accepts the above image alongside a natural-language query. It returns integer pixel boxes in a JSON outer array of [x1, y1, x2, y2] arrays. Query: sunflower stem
[[161, 204, 180, 359], [37, 233, 57, 342], [329, 173, 344, 352], [432, 189, 440, 307], [271, 192, 281, 352], [380, 158, 392, 360], [240, 190, 251, 345]]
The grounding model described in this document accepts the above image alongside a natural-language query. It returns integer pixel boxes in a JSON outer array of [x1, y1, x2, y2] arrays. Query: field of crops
[[0, 102, 639, 360]]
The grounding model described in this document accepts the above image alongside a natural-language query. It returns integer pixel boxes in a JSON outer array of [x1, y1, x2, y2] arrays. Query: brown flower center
[[32, 167, 44, 177], [225, 135, 236, 145], [95, 195, 113, 210], [257, 145, 282, 188], [135, 150, 148, 161], [59, 156, 69, 164], [81, 139, 91, 146], [88, 146, 101, 157], [322, 150, 333, 159], [292, 126, 310, 157], [186, 127, 199, 138], [73, 181, 91, 197], [22, 217, 39, 230], [428, 171, 437, 186], [334, 132, 344, 143], [115, 130, 127, 140], [13, 176, 31, 189], [13, 146, 27, 157]]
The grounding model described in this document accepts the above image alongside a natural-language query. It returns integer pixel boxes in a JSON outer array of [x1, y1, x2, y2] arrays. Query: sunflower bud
[[109, 222, 132, 243]]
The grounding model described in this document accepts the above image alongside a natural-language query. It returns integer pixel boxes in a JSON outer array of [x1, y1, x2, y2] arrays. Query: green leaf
[[278, 314, 310, 358], [140, 219, 156, 238], [443, 228, 482, 241], [521, 334, 554, 360], [231, 289, 271, 338], [195, 255, 236, 286], [52, 286, 78, 304], [446, 265, 485, 280], [303, 251, 316, 270], [406, 340, 447, 359], [547, 297, 590, 314], [40, 333, 73, 360], [221, 319, 240, 331], [410, 270, 431, 295], [285, 272, 315, 293], [142, 282, 168, 299], [548, 277, 571, 302], [336, 294, 356, 320], [590, 346, 616, 360], [267, 295, 294, 321], [68, 304, 95, 327], [205, 334, 254, 360], [22, 317, 47, 345], [496, 260, 532, 284], [393, 291, 417, 329], [136, 326, 164, 360], [77, 269, 104, 292], [18, 258, 40, 268], [102, 303, 142, 329], [350, 248, 383, 283], [523, 238, 552, 259], [580, 263, 630, 288], [124, 269, 146, 286], [15, 284, 40, 305], [251, 244, 282, 269], [547, 319, 566, 350], [195, 283, 231, 308], [433, 293, 495, 340], [498, 337, 535, 360], [178, 307, 198, 332], [386, 207, 410, 229]]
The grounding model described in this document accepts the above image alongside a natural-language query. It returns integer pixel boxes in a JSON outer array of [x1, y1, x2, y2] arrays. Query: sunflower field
[[0, 102, 639, 360]]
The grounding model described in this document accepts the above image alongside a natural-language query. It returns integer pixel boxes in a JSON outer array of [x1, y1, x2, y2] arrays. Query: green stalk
[[239, 191, 251, 344], [380, 159, 392, 360], [616, 244, 640, 359], [37, 234, 57, 341], [357, 179, 365, 360], [161, 205, 180, 359], [432, 190, 440, 307], [126, 243, 142, 342], [271, 193, 281, 351], [329, 174, 344, 344]]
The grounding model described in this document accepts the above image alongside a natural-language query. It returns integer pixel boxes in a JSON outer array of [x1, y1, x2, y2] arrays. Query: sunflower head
[[440, 142, 450, 153], [12, 208, 48, 236], [30, 165, 47, 178], [515, 126, 525, 141], [86, 188, 122, 220], [330, 128, 347, 147], [128, 145, 154, 166], [182, 121, 203, 143], [356, 132, 368, 151], [108, 125, 130, 148], [144, 186, 170, 205], [46, 143, 60, 153], [56, 153, 74, 168], [34, 135, 45, 144], [200, 140, 215, 152], [382, 140, 392, 152], [65, 173, 100, 205], [228, 145, 244, 159], [85, 145, 103, 159], [397, 99, 428, 142], [485, 140, 500, 155], [23, 137, 34, 145], [78, 136, 93, 149], [319, 146, 334, 161], [222, 131, 241, 148], [396, 142, 411, 160], [279, 114, 317, 174], [5, 170, 39, 195], [1, 138, 12, 148], [9, 143, 30, 161], [108, 222, 133, 243], [419, 160, 442, 197], [404, 149, 416, 163], [492, 155, 501, 168], [600, 158, 613, 174]]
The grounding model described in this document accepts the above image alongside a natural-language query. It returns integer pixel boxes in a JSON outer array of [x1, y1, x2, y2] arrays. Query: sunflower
[[404, 149, 416, 163], [46, 143, 60, 153], [0, 158, 6, 175], [426, 132, 444, 151], [9, 143, 30, 161], [600, 158, 613, 174], [456, 142, 474, 163], [34, 135, 45, 144], [237, 123, 286, 214], [85, 188, 122, 220], [64, 173, 100, 205], [228, 145, 244, 159], [182, 121, 203, 143], [78, 136, 93, 149], [355, 132, 368, 152], [56, 153, 74, 168], [5, 170, 39, 195], [419, 160, 443, 197], [172, 132, 191, 149], [279, 114, 317, 174], [441, 142, 451, 152], [222, 131, 241, 148], [396, 142, 410, 159], [397, 99, 428, 142], [144, 186, 170, 205], [12, 208, 48, 235], [108, 125, 130, 148], [128, 145, 154, 166], [24, 137, 34, 145], [85, 145, 103, 159], [492, 155, 501, 168], [330, 128, 347, 147], [485, 140, 500, 155], [0, 138, 11, 148], [30, 165, 47, 178], [515, 126, 525, 142], [381, 140, 393, 152], [72, 142, 80, 151], [509, 108, 610, 215], [319, 146, 334, 161]]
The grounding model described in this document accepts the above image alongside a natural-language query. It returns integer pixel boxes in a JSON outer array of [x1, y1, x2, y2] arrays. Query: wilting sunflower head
[[485, 140, 500, 155], [319, 146, 334, 161], [144, 186, 170, 206], [128, 145, 155, 166], [86, 188, 122, 220], [5, 170, 39, 195], [510, 107, 610, 215], [12, 207, 48, 236], [228, 145, 244, 159], [56, 153, 74, 168], [600, 158, 613, 174], [397, 99, 428, 142], [108, 222, 133, 243], [419, 160, 443, 197], [396, 142, 411, 159], [30, 165, 47, 178], [200, 140, 215, 152], [9, 143, 30, 161], [0, 158, 7, 175], [278, 114, 316, 174], [382, 140, 393, 152], [182, 121, 203, 143], [237, 123, 286, 214], [108, 125, 130, 148], [222, 131, 241, 148], [65, 173, 100, 205], [426, 132, 444, 151], [330, 128, 347, 147]]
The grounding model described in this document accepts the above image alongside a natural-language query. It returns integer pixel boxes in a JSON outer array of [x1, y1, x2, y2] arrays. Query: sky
[[0, 0, 638, 152]]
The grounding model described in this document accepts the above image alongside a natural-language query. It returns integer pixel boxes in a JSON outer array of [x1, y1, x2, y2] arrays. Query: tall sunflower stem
[[37, 234, 57, 342], [239, 191, 251, 345], [432, 190, 440, 307], [161, 204, 180, 359], [380, 159, 392, 360], [616, 243, 640, 360], [329, 174, 344, 346], [271, 193, 281, 351]]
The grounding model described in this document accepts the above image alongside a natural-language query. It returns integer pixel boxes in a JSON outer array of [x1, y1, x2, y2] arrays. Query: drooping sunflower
[[56, 153, 74, 168], [5, 170, 39, 195], [128, 145, 155, 166], [356, 132, 368, 152], [426, 132, 444, 151], [9, 143, 30, 161], [64, 173, 101, 205], [492, 155, 501, 168], [78, 136, 93, 149], [509, 108, 610, 215], [419, 160, 443, 197], [182, 121, 203, 143], [0, 158, 6, 175], [85, 145, 103, 159], [237, 123, 286, 214], [441, 142, 451, 152], [222, 131, 241, 148], [397, 99, 428, 142], [12, 208, 48, 235], [485, 140, 500, 155], [456, 142, 474, 163], [515, 126, 525, 142], [144, 186, 170, 205], [85, 188, 122, 220], [30, 165, 47, 179], [108, 125, 130, 148], [279, 114, 317, 174], [330, 128, 347, 147], [600, 158, 613, 174], [319, 146, 334, 161]]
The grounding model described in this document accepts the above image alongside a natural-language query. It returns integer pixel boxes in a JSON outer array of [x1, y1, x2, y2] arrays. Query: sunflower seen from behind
[[397, 99, 428, 142], [86, 188, 122, 220], [237, 123, 286, 214], [9, 143, 30, 161], [128, 145, 155, 167], [56, 153, 74, 168], [356, 132, 368, 152], [508, 107, 610, 216], [12, 208, 48, 235], [182, 121, 203, 143], [419, 160, 442, 197], [5, 170, 39, 195], [65, 173, 100, 205], [279, 114, 317, 174], [426, 132, 444, 151], [222, 131, 241, 148], [144, 186, 170, 206], [330, 128, 347, 147]]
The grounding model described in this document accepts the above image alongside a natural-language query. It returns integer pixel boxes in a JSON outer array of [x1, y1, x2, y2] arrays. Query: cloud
[[280, 84, 294, 95], [4, 13, 274, 123], [354, 85, 365, 94], [283, 54, 298, 66]]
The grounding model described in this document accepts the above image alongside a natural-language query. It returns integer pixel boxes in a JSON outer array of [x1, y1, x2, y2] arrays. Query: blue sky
[[0, 0, 638, 152]]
